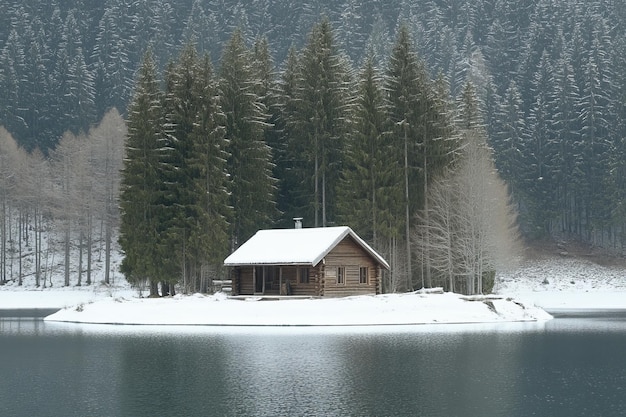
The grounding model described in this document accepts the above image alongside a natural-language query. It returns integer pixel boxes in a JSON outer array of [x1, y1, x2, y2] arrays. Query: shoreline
[[3, 288, 626, 325], [40, 291, 552, 326]]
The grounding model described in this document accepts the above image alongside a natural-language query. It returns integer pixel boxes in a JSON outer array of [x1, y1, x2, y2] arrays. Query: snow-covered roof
[[224, 226, 390, 269]]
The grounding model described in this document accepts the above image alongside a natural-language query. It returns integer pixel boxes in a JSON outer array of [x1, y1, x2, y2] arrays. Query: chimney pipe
[[293, 217, 303, 229]]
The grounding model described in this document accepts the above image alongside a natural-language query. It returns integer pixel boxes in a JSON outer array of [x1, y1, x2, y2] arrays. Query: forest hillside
[[1, 1, 626, 293]]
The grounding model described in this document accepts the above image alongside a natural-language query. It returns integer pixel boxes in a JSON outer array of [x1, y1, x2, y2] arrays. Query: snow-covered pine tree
[[159, 43, 206, 294], [490, 80, 528, 200], [219, 29, 276, 249], [119, 50, 164, 296], [289, 17, 350, 228], [186, 53, 230, 293], [338, 53, 394, 247], [275, 46, 304, 227], [385, 24, 433, 290]]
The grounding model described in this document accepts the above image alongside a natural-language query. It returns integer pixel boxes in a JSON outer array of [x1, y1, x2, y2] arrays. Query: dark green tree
[[162, 44, 231, 293], [289, 18, 350, 227], [338, 53, 396, 249], [385, 25, 434, 290], [219, 29, 276, 248], [274, 46, 303, 227], [119, 50, 165, 296], [186, 53, 231, 291]]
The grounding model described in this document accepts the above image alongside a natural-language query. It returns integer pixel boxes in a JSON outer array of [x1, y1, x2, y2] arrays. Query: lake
[[1, 313, 625, 417]]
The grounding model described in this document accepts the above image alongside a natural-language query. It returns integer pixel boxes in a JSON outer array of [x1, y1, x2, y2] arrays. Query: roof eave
[[224, 262, 315, 267]]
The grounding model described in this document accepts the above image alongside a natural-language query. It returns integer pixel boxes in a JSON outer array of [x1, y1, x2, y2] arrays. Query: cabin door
[[254, 266, 265, 294]]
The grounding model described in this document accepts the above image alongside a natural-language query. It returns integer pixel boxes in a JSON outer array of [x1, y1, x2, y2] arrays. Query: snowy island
[[42, 290, 551, 326], [2, 254, 626, 326]]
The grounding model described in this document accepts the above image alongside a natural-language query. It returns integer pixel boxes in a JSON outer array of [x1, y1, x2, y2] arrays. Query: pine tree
[[290, 18, 350, 228], [159, 44, 203, 293], [119, 50, 165, 296], [490, 81, 528, 198], [385, 24, 434, 290], [93, 3, 135, 116], [576, 16, 614, 240], [520, 50, 559, 237], [182, 0, 219, 56], [219, 29, 276, 248], [275, 46, 303, 227], [548, 37, 580, 235], [338, 53, 395, 247], [186, 53, 231, 292], [161, 44, 231, 293], [0, 30, 27, 146]]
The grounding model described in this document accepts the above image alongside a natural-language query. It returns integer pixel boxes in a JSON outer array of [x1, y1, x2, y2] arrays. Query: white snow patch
[[495, 256, 626, 310], [0, 284, 134, 309], [43, 291, 551, 326]]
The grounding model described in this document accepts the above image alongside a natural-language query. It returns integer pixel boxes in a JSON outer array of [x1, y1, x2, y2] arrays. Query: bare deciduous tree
[[50, 131, 85, 286], [414, 128, 520, 294], [0, 127, 19, 284], [90, 109, 126, 285]]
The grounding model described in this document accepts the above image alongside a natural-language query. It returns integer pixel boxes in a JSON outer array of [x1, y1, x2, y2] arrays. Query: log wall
[[323, 236, 379, 297]]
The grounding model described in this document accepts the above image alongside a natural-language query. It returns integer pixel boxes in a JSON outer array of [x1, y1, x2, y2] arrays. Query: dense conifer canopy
[[2, 1, 626, 293]]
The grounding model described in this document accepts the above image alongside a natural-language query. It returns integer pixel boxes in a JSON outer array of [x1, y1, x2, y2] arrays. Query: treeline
[[2, 1, 626, 249], [0, 110, 125, 287], [119, 19, 518, 296]]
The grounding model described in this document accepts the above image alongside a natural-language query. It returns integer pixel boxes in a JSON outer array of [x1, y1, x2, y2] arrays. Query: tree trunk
[[314, 138, 319, 227], [35, 207, 40, 287], [18, 208, 22, 286], [86, 225, 92, 285], [105, 217, 111, 285], [64, 223, 71, 287], [423, 152, 430, 289], [150, 280, 159, 297], [404, 126, 411, 291], [1, 198, 6, 284], [322, 168, 326, 227]]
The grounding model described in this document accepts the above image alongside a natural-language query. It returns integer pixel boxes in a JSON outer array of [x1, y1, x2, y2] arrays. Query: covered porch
[[231, 264, 323, 297]]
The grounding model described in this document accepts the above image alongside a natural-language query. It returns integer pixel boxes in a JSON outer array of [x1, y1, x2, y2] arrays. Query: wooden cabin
[[223, 226, 390, 297]]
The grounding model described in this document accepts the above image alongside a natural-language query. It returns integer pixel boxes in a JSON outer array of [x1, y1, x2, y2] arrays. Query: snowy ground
[[2, 248, 626, 326], [495, 255, 626, 310], [42, 290, 551, 326]]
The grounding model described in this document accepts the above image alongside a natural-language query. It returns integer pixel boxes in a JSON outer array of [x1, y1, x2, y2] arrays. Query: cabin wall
[[323, 236, 379, 297]]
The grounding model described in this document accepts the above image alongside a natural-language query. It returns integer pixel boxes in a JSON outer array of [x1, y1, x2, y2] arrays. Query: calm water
[[1, 315, 626, 417]]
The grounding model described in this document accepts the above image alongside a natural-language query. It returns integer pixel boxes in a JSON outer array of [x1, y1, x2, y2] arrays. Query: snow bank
[[495, 256, 626, 310], [43, 291, 551, 326], [0, 284, 134, 310]]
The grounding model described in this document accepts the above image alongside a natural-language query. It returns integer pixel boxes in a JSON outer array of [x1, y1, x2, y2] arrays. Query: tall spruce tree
[[385, 25, 433, 290], [289, 17, 350, 227], [338, 53, 396, 250], [186, 53, 231, 291], [159, 44, 206, 295], [219, 29, 276, 248], [275, 46, 303, 227], [119, 50, 165, 296]]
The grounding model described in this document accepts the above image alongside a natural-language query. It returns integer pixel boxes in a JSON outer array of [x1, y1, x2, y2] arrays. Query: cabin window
[[337, 267, 345, 285], [298, 267, 309, 284], [359, 267, 368, 284]]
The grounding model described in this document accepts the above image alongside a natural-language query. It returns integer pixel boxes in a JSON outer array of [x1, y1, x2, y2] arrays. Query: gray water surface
[[1, 316, 625, 417]]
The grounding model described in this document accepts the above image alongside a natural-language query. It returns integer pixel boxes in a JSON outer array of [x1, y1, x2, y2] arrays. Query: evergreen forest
[[1, 0, 625, 295]]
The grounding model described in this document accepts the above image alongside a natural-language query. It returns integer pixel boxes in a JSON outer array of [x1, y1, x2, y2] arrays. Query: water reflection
[[1, 318, 625, 417]]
